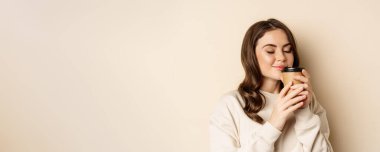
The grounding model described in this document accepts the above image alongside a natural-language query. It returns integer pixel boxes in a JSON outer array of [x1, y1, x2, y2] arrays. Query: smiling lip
[[273, 66, 286, 71]]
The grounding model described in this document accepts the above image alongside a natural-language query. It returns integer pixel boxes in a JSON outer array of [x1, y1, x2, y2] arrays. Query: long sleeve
[[209, 97, 240, 152], [293, 94, 334, 152], [209, 95, 282, 152]]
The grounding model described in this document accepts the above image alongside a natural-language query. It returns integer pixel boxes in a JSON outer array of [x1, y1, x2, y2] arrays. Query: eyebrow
[[262, 43, 291, 49]]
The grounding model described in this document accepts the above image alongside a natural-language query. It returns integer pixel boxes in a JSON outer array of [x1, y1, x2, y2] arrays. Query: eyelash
[[266, 50, 292, 54]]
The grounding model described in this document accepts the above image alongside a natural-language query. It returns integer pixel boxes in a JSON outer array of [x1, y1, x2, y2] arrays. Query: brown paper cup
[[281, 67, 303, 85]]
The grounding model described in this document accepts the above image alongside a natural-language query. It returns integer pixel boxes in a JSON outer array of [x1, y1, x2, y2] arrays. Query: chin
[[263, 71, 282, 81], [272, 72, 282, 80], [267, 75, 281, 81]]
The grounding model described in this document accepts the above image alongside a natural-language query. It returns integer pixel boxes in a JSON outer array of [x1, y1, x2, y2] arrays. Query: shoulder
[[210, 90, 245, 119], [309, 93, 327, 115], [209, 91, 244, 144], [216, 90, 244, 110], [209, 90, 245, 132]]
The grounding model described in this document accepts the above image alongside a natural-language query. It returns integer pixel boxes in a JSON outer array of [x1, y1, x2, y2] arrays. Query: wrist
[[268, 118, 284, 131], [294, 106, 314, 121]]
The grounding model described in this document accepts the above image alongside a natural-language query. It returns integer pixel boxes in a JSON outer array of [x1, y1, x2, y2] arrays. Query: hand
[[268, 81, 307, 131], [290, 69, 313, 108]]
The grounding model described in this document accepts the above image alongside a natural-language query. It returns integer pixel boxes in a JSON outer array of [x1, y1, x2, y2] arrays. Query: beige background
[[1, 0, 379, 152]]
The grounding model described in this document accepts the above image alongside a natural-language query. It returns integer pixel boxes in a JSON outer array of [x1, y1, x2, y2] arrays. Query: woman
[[209, 19, 333, 152]]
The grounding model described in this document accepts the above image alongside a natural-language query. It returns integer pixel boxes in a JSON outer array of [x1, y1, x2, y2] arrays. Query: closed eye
[[283, 45, 292, 53]]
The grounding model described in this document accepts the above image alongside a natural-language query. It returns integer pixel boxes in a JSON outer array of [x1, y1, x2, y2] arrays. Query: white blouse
[[209, 90, 333, 152]]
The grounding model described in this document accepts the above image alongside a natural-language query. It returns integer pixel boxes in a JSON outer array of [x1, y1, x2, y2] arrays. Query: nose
[[275, 51, 286, 62]]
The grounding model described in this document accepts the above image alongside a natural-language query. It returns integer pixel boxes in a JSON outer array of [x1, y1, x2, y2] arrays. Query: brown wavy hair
[[238, 18, 300, 124]]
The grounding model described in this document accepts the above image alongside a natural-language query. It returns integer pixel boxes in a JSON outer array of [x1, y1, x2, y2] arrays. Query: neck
[[260, 78, 281, 94]]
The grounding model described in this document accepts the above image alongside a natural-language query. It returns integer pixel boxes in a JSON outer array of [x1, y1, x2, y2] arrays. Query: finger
[[297, 91, 309, 96], [283, 87, 304, 101], [282, 95, 306, 110], [285, 102, 304, 113], [291, 83, 309, 90], [302, 69, 311, 79], [293, 75, 309, 83], [279, 81, 293, 97], [290, 83, 307, 90]]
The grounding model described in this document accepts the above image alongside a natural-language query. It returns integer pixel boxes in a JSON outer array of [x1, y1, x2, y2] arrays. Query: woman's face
[[255, 29, 294, 81]]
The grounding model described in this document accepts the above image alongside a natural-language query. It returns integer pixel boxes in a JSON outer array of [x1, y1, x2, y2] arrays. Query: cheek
[[287, 54, 295, 66], [258, 53, 274, 66]]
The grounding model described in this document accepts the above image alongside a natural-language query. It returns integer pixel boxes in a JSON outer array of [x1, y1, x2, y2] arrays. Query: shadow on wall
[[297, 42, 340, 152]]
